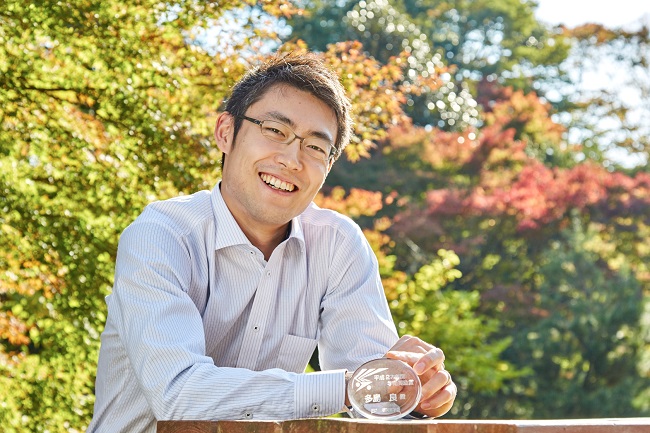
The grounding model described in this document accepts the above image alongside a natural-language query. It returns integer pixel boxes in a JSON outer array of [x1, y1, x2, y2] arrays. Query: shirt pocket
[[277, 334, 318, 373]]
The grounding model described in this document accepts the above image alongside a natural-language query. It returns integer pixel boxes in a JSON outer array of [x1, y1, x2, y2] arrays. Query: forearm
[[143, 363, 347, 420], [111, 284, 347, 420]]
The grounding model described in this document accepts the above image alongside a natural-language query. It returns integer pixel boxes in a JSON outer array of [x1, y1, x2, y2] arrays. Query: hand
[[385, 335, 456, 418]]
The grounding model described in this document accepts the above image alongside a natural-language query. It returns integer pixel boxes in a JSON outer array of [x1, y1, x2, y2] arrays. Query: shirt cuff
[[295, 369, 346, 418]]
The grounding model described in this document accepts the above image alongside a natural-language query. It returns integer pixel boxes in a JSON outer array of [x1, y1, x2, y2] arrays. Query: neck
[[217, 182, 292, 260], [239, 220, 291, 261]]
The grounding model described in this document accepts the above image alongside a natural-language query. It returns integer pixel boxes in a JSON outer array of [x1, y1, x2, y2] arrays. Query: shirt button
[[312, 404, 320, 412], [266, 271, 271, 276], [244, 412, 253, 419], [253, 325, 260, 332]]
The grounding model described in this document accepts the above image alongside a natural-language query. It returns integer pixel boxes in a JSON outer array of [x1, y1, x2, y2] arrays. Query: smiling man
[[88, 52, 456, 433]]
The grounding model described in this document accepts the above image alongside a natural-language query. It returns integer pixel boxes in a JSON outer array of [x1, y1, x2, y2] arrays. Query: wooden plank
[[156, 418, 650, 433]]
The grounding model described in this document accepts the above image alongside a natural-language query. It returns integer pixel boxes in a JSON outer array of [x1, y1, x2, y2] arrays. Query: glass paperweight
[[347, 358, 422, 420]]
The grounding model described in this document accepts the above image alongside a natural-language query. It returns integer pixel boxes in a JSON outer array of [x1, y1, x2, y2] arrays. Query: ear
[[214, 112, 235, 155]]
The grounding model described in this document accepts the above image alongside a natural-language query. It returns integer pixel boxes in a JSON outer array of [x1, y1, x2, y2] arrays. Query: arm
[[109, 218, 345, 420], [308, 218, 455, 418], [317, 220, 399, 373]]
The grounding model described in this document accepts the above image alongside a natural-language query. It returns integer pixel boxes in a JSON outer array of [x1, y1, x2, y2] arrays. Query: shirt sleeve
[[317, 220, 400, 372], [108, 218, 346, 420]]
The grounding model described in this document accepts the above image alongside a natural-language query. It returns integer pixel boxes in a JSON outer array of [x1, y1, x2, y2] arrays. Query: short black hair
[[222, 52, 352, 166]]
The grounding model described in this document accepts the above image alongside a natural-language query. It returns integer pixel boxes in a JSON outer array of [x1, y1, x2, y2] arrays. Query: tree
[[0, 1, 294, 431], [381, 89, 650, 417], [298, 0, 650, 419], [315, 187, 524, 418], [548, 24, 650, 170], [509, 220, 650, 417], [325, 55, 650, 416], [287, 0, 571, 127], [4, 0, 650, 426], [287, 0, 480, 128], [0, 1, 436, 430]]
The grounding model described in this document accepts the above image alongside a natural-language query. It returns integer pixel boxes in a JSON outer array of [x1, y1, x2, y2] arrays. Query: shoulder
[[123, 190, 214, 242], [299, 202, 367, 247], [301, 202, 360, 232]]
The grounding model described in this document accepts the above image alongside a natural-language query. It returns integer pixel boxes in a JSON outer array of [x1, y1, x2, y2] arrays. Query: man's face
[[215, 84, 338, 233]]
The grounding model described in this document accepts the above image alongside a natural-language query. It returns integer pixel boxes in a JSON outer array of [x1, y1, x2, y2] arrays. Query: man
[[89, 52, 456, 432]]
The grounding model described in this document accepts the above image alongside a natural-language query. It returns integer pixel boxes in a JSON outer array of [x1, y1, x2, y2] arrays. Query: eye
[[304, 139, 333, 160], [261, 121, 290, 141], [306, 143, 327, 154], [263, 126, 287, 138]]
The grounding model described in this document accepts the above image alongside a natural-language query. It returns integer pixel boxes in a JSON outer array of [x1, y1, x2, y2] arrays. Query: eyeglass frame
[[235, 114, 335, 163]]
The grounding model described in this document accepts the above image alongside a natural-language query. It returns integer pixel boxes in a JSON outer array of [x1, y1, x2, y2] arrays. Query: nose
[[275, 137, 304, 170]]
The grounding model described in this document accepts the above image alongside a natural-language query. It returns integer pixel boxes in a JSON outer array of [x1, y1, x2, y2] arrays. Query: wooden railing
[[157, 417, 650, 433]]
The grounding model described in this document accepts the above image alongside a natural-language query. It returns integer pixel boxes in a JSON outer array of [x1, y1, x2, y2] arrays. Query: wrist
[[344, 371, 353, 407]]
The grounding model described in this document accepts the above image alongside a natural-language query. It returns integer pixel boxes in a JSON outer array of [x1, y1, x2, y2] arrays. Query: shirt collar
[[286, 212, 306, 252], [211, 181, 306, 251]]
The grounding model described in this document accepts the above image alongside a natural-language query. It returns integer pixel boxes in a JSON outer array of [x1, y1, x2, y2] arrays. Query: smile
[[260, 173, 296, 192]]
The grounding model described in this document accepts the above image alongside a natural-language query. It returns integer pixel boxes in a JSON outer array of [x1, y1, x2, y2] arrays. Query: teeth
[[260, 174, 295, 192]]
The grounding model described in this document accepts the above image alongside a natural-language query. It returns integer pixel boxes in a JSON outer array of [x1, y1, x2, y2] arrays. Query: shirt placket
[[235, 266, 276, 370]]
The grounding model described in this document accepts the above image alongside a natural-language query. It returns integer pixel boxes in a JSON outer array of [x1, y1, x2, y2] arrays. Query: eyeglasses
[[236, 115, 334, 164]]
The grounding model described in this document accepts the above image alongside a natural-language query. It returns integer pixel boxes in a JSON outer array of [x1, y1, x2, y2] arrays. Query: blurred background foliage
[[1, 0, 649, 431]]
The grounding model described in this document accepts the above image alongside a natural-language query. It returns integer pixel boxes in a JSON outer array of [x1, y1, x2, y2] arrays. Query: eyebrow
[[264, 110, 334, 144]]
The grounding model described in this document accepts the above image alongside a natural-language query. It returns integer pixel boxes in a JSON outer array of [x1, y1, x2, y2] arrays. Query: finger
[[386, 347, 445, 376], [418, 381, 457, 418], [420, 369, 452, 401], [420, 381, 456, 411], [389, 335, 434, 353], [419, 396, 455, 418], [411, 346, 445, 375], [388, 334, 420, 352], [385, 350, 424, 366]]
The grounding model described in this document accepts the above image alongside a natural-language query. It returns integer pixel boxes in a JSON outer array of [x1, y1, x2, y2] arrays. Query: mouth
[[260, 173, 297, 192]]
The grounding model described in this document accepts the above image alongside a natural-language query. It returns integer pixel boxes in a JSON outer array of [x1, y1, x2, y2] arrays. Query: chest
[[188, 243, 328, 371]]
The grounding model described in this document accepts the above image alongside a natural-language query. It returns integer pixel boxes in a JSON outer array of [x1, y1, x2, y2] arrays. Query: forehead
[[253, 83, 333, 112], [249, 84, 338, 138]]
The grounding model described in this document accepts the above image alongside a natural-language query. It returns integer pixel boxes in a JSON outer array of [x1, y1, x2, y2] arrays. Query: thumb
[[385, 350, 422, 367]]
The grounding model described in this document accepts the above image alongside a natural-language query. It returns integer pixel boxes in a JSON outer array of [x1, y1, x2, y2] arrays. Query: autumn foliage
[[1, 0, 650, 430]]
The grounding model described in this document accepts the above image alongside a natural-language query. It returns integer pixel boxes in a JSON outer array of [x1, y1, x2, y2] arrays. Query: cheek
[[229, 140, 266, 167], [308, 172, 328, 192]]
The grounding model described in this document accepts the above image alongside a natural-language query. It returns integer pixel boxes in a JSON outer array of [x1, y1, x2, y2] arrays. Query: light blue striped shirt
[[89, 182, 398, 432]]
